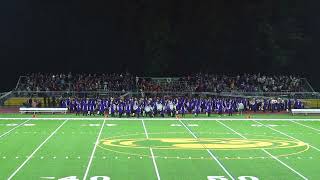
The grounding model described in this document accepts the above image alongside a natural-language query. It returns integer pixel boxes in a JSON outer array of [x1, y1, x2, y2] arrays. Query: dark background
[[0, 0, 319, 91]]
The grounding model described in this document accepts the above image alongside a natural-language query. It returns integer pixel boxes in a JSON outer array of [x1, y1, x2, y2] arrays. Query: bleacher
[[0, 73, 318, 113], [291, 109, 320, 115], [15, 73, 314, 93], [19, 107, 68, 114]]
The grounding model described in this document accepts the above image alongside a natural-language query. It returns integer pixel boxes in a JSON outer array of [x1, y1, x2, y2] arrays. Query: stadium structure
[[0, 73, 320, 180]]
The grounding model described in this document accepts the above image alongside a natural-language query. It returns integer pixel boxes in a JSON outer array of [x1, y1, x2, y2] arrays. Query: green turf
[[0, 115, 319, 180]]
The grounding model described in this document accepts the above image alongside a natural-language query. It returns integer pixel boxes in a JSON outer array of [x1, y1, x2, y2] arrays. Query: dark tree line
[[79, 0, 311, 74], [0, 0, 319, 90]]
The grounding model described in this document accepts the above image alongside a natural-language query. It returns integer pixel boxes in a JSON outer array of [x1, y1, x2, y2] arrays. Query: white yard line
[[1, 117, 320, 121], [253, 120, 320, 152], [7, 120, 68, 180], [149, 148, 160, 180], [290, 120, 320, 132], [178, 119, 235, 180], [141, 119, 150, 139], [83, 119, 106, 180], [141, 119, 161, 180], [217, 120, 308, 180], [0, 119, 31, 139]]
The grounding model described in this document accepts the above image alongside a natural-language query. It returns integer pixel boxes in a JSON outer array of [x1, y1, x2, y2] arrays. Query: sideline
[[0, 117, 320, 121]]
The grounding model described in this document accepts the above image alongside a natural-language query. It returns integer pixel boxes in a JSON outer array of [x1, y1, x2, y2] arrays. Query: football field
[[0, 115, 320, 180]]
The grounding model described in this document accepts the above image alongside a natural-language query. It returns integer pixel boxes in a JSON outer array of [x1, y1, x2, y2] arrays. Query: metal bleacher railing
[[301, 78, 316, 92], [1, 90, 319, 107]]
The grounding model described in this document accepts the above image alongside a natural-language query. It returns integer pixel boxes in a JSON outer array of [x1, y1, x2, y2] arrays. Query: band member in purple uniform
[[76, 100, 81, 116], [206, 103, 212, 117], [135, 105, 141, 118], [109, 103, 115, 117], [89, 99, 95, 116], [125, 103, 131, 117], [228, 102, 233, 116], [97, 101, 105, 116], [70, 99, 76, 113], [118, 103, 124, 118], [180, 105, 186, 117], [82, 99, 88, 116], [193, 105, 200, 117], [217, 103, 223, 116]]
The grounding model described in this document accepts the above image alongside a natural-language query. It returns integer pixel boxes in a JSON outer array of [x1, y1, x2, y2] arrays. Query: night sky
[[0, 1, 320, 91]]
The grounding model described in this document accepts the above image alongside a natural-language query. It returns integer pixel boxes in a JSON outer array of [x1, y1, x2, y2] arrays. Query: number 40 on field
[[208, 176, 258, 180], [59, 176, 110, 180]]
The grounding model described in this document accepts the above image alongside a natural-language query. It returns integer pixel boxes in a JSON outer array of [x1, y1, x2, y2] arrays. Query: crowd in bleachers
[[59, 96, 304, 117], [137, 73, 305, 92], [17, 73, 306, 93], [17, 73, 135, 92]]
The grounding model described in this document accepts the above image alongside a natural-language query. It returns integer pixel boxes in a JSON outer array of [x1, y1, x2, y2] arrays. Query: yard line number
[[208, 176, 258, 180], [59, 176, 110, 180], [57, 176, 257, 180]]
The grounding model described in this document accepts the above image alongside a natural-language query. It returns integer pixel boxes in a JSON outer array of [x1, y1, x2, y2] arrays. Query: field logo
[[98, 132, 309, 160], [100, 137, 306, 150]]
